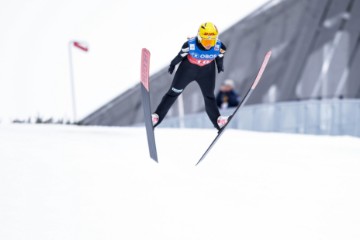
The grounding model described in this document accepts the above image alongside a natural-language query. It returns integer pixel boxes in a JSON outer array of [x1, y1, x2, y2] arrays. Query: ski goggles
[[199, 38, 217, 48]]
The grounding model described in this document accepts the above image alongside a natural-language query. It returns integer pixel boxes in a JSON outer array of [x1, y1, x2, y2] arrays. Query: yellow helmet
[[198, 22, 219, 48]]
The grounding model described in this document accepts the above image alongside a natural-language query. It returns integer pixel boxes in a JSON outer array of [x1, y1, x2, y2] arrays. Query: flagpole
[[68, 40, 77, 123]]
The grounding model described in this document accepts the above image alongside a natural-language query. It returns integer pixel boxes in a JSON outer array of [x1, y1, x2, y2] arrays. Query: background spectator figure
[[216, 79, 240, 109]]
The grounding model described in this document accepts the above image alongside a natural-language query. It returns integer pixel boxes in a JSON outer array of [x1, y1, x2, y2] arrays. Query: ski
[[140, 48, 158, 162], [196, 50, 272, 166]]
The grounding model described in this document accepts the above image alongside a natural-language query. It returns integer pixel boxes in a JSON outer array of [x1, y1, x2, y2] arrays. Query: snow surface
[[1, 124, 360, 240]]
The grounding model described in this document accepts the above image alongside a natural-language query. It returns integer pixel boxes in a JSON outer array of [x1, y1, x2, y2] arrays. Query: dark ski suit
[[154, 37, 226, 130]]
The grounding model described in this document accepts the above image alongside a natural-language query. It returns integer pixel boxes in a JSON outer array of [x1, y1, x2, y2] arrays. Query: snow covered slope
[[0, 124, 359, 240]]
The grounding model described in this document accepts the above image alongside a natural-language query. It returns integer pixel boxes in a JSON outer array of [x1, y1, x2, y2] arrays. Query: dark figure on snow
[[152, 22, 228, 130]]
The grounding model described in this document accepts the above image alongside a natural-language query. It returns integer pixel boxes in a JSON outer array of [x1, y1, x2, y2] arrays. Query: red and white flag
[[73, 41, 89, 52]]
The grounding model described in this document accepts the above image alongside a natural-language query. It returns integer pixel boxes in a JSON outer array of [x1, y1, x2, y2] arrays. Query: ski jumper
[[154, 37, 226, 130]]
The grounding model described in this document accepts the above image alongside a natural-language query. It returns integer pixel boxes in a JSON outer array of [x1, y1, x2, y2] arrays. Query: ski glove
[[217, 66, 224, 73], [168, 65, 175, 74]]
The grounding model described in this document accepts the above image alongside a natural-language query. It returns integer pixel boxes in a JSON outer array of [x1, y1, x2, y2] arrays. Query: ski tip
[[266, 50, 272, 57], [140, 48, 151, 91], [142, 48, 150, 55], [251, 50, 272, 90]]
